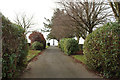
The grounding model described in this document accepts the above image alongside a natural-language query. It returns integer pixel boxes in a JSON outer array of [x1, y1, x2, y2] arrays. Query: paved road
[[21, 46, 100, 78]]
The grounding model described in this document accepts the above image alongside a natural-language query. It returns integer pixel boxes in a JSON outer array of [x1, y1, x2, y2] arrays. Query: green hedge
[[59, 38, 79, 55], [31, 41, 44, 50], [83, 22, 120, 78], [2, 15, 28, 78]]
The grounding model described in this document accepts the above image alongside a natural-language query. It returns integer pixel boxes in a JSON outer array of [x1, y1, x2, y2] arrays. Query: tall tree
[[52, 8, 87, 42], [42, 9, 76, 41], [51, 9, 75, 40], [58, 0, 112, 33]]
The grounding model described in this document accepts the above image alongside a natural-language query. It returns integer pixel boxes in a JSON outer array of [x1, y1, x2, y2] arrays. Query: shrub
[[29, 31, 46, 49], [83, 22, 120, 78], [2, 15, 28, 78], [31, 41, 43, 50], [59, 38, 79, 55]]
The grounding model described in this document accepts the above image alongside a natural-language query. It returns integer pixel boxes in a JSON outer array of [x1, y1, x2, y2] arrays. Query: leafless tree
[[14, 13, 34, 35], [108, 0, 120, 22], [58, 0, 112, 33]]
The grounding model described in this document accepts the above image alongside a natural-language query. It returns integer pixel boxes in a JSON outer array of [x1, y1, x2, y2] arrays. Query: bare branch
[[14, 13, 34, 35]]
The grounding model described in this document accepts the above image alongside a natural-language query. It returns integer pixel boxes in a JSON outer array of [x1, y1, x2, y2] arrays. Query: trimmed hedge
[[2, 15, 28, 78], [59, 38, 79, 55], [83, 22, 120, 78], [31, 41, 43, 50]]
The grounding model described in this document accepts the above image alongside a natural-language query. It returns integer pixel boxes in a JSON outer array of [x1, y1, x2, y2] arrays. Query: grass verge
[[27, 50, 41, 62], [72, 55, 86, 64]]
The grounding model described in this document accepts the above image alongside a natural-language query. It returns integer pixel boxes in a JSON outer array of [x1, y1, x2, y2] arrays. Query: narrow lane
[[21, 46, 100, 78]]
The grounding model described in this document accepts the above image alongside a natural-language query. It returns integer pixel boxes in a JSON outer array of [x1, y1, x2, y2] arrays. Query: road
[[21, 46, 100, 78]]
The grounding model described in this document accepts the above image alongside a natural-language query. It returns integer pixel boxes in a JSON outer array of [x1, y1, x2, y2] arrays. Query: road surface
[[21, 46, 100, 78]]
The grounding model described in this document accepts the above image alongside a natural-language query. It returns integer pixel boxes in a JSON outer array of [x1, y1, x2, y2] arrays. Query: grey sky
[[0, 0, 59, 43], [0, 0, 91, 45]]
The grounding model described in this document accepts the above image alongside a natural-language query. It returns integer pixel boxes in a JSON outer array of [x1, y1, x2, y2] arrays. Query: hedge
[[59, 38, 79, 55], [2, 15, 28, 78], [83, 22, 120, 78]]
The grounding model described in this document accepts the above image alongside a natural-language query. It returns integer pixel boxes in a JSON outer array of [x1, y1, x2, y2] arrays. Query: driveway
[[21, 46, 101, 78]]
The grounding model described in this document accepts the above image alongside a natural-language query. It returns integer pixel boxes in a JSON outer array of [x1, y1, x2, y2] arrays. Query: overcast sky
[[0, 0, 87, 45], [0, 0, 60, 44], [0, 0, 58, 30]]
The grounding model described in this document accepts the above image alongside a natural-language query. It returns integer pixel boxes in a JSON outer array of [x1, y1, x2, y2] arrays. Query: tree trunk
[[77, 36, 80, 43]]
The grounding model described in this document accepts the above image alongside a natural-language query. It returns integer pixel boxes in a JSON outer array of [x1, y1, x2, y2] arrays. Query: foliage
[[2, 15, 28, 78], [59, 38, 79, 55], [31, 41, 44, 50], [29, 31, 46, 49], [83, 22, 120, 78]]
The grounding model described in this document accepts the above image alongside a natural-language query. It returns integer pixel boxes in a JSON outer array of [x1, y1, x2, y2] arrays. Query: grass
[[27, 46, 49, 62], [27, 50, 41, 61], [72, 55, 86, 64]]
